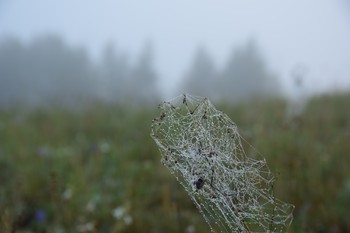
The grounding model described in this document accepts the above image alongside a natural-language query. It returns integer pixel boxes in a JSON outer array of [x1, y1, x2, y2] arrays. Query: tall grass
[[0, 93, 349, 232]]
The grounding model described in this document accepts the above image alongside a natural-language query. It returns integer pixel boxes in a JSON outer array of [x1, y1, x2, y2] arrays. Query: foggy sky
[[1, 0, 349, 97]]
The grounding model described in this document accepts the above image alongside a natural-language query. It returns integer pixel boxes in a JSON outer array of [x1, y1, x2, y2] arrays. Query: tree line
[[180, 39, 281, 103], [0, 35, 281, 108]]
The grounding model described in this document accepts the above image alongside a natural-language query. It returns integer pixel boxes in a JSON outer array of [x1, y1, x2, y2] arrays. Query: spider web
[[151, 94, 294, 233]]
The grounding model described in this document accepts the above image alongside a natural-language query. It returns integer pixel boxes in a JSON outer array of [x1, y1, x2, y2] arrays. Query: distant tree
[[0, 35, 97, 107], [99, 42, 131, 103], [128, 42, 159, 104], [180, 46, 218, 100], [220, 39, 281, 102], [0, 37, 26, 106], [28, 35, 97, 106]]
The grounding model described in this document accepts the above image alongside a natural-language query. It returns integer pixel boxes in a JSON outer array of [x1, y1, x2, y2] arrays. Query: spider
[[194, 169, 215, 191], [195, 177, 205, 190]]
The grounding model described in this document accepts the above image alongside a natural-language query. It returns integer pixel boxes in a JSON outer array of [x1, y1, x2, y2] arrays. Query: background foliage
[[1, 92, 349, 233]]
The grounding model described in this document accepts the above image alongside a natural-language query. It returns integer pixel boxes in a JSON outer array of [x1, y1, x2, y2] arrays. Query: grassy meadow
[[0, 92, 349, 233]]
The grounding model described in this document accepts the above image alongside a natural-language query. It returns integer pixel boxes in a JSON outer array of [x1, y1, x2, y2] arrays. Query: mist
[[0, 35, 160, 107], [0, 0, 349, 106], [1, 2, 350, 232], [0, 35, 308, 108]]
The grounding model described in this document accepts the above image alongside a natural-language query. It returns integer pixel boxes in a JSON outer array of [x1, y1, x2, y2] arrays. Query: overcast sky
[[1, 0, 349, 97]]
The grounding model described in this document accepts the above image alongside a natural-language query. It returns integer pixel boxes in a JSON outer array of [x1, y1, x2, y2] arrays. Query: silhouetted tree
[[0, 37, 26, 106], [180, 46, 218, 100], [128, 42, 159, 104], [99, 42, 131, 103], [0, 35, 97, 107], [220, 39, 281, 102], [28, 35, 97, 106]]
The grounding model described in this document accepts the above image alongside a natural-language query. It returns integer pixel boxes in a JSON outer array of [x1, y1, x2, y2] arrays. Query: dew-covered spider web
[[151, 94, 294, 233]]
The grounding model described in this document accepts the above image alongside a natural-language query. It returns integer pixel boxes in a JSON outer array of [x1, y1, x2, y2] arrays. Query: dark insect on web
[[195, 177, 205, 190], [159, 112, 166, 121]]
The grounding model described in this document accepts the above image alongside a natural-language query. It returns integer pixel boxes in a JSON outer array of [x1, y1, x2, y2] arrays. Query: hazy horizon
[[1, 0, 350, 98]]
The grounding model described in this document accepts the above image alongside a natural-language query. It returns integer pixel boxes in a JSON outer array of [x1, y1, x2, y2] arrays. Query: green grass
[[0, 92, 349, 232]]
